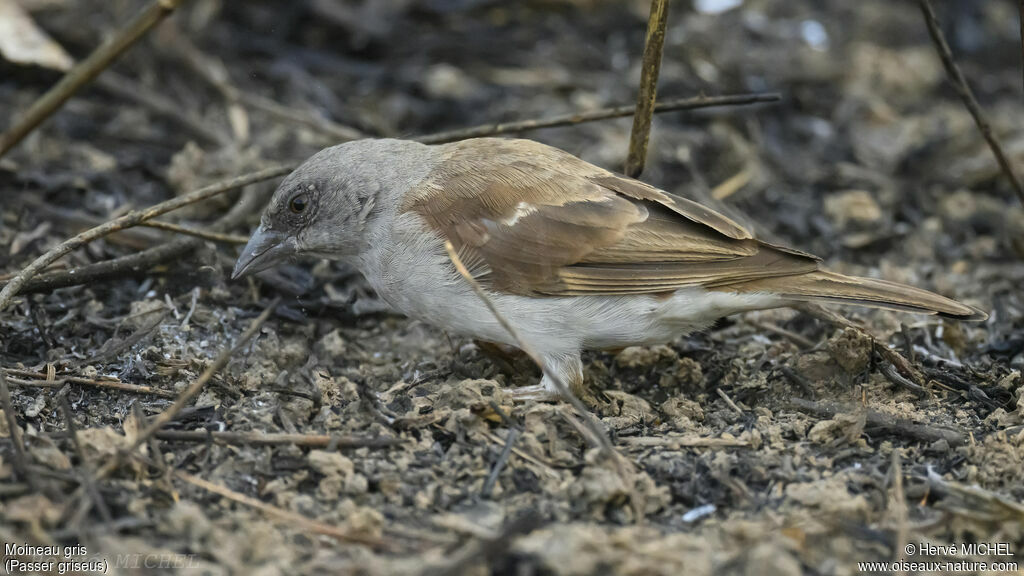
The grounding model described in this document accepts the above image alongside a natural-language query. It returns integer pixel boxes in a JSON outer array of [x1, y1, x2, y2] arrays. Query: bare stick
[[918, 0, 1024, 205], [1020, 0, 1024, 98], [416, 93, 780, 145], [620, 435, 748, 448], [126, 298, 279, 454], [790, 397, 966, 446], [0, 0, 187, 158], [443, 241, 614, 456], [716, 388, 744, 415], [3, 238, 192, 295], [153, 429, 404, 449], [174, 471, 387, 548], [0, 371, 31, 483], [138, 220, 249, 244], [625, 0, 670, 178], [5, 182, 264, 296], [236, 91, 364, 142], [0, 166, 292, 313], [59, 397, 113, 523], [481, 427, 520, 498], [173, 35, 363, 142], [95, 73, 228, 146], [3, 368, 175, 398], [890, 450, 909, 565]]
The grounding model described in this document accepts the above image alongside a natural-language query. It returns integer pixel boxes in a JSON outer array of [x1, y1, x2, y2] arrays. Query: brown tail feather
[[727, 270, 987, 321]]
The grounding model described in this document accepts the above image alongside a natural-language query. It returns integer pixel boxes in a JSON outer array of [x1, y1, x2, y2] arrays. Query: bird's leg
[[507, 351, 584, 402]]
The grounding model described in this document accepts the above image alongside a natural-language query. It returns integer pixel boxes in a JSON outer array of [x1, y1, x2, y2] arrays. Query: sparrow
[[233, 138, 986, 399]]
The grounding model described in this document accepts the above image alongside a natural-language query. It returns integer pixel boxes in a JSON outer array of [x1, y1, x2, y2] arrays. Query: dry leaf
[[0, 0, 74, 71]]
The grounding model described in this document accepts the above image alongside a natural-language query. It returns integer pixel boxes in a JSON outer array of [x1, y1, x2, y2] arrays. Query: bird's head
[[232, 139, 428, 279]]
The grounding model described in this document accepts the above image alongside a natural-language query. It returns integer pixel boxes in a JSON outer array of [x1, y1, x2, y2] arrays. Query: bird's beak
[[232, 225, 294, 280]]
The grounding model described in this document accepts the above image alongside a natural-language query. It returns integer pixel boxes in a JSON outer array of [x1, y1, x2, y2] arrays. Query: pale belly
[[361, 244, 781, 352], [359, 213, 784, 353]]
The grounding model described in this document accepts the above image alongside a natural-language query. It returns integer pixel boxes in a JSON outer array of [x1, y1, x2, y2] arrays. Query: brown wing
[[401, 138, 820, 296]]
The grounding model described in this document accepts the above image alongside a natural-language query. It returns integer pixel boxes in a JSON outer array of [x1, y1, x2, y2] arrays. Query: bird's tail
[[727, 270, 987, 321]]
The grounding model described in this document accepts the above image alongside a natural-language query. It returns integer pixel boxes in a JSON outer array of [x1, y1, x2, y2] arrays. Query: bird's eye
[[289, 194, 308, 213]]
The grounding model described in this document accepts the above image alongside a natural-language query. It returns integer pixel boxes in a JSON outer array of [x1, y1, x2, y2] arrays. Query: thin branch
[[153, 429, 404, 449], [918, 0, 1024, 205], [2, 368, 176, 398], [416, 92, 780, 145], [890, 450, 909, 565], [0, 371, 31, 484], [95, 72, 229, 146], [2, 237, 200, 295], [59, 397, 113, 524], [174, 471, 388, 548], [625, 0, 670, 178], [0, 165, 293, 313], [0, 0, 187, 158], [619, 435, 748, 448], [236, 91, 364, 142], [790, 397, 966, 446], [4, 181, 266, 296], [138, 220, 249, 244], [173, 35, 364, 142], [481, 427, 520, 498]]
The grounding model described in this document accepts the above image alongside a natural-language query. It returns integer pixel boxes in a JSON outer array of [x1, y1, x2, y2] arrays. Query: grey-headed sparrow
[[234, 138, 985, 399]]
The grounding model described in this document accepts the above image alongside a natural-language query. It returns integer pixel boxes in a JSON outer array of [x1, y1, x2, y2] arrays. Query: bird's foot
[[505, 384, 560, 402]]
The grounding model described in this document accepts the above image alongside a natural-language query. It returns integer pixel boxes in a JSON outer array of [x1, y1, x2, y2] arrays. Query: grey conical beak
[[232, 225, 292, 280]]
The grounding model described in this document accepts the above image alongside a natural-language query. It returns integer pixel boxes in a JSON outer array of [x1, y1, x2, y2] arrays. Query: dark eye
[[289, 194, 308, 213]]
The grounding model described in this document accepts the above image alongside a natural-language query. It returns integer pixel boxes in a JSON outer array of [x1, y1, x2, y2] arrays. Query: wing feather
[[401, 138, 820, 296]]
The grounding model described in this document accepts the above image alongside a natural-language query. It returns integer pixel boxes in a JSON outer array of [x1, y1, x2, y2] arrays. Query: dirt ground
[[1, 0, 1023, 574]]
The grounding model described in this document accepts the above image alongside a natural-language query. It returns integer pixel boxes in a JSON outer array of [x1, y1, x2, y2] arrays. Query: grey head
[[232, 138, 435, 279]]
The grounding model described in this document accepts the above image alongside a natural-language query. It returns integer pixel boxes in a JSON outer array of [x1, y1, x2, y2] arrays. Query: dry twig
[[58, 397, 113, 524], [925, 468, 1024, 522], [620, 435, 748, 448], [2, 368, 175, 398], [0, 0, 187, 157], [175, 471, 388, 548], [0, 371, 31, 484], [153, 429, 404, 449], [95, 72, 229, 146], [0, 165, 292, 313], [1020, 1, 1024, 97], [173, 35, 363, 142], [138, 220, 249, 244], [417, 93, 780, 145], [918, 0, 1024, 205], [2, 238, 195, 295], [889, 450, 909, 566], [790, 397, 966, 447], [625, 0, 670, 178]]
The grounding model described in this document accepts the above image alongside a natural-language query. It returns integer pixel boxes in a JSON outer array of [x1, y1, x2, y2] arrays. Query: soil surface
[[1, 0, 1023, 574]]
